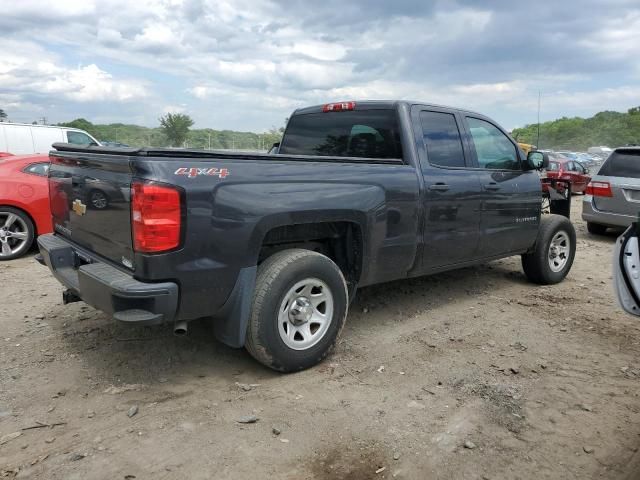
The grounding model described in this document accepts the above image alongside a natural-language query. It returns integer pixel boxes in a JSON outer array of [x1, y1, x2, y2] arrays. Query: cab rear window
[[598, 150, 640, 178], [279, 110, 402, 159]]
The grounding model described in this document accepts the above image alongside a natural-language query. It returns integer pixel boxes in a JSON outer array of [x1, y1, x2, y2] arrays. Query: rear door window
[[279, 109, 402, 159], [66, 131, 94, 146], [466, 117, 520, 170], [419, 111, 466, 169], [23, 162, 50, 176], [598, 150, 640, 178]]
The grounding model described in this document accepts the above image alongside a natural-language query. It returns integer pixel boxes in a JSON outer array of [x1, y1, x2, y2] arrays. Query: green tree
[[159, 113, 194, 147], [59, 118, 95, 134], [0, 109, 7, 122]]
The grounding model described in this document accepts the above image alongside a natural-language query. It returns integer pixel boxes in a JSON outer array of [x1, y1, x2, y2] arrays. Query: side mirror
[[526, 151, 545, 170], [614, 224, 640, 316], [585, 168, 590, 174]]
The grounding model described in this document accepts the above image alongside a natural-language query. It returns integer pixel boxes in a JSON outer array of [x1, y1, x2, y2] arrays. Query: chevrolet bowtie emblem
[[72, 199, 87, 216]]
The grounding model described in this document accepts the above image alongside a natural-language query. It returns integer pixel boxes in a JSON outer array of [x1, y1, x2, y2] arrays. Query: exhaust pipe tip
[[173, 321, 188, 336]]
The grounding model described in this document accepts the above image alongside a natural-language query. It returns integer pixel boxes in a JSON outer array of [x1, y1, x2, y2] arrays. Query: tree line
[[56, 114, 284, 151], [512, 107, 640, 151]]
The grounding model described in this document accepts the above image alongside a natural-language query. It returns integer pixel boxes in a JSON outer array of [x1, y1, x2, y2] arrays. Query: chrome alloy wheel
[[548, 231, 570, 272], [90, 191, 108, 209], [277, 278, 334, 350], [0, 212, 30, 258]]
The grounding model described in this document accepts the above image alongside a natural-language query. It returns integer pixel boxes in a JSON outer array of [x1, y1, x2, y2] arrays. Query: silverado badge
[[72, 199, 87, 216]]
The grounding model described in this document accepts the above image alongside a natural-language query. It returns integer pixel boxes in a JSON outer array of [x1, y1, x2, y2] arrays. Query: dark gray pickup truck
[[38, 100, 575, 371]]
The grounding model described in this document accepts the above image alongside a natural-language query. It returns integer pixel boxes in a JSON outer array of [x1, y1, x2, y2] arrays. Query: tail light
[[131, 181, 182, 253], [585, 181, 613, 197], [322, 101, 355, 112]]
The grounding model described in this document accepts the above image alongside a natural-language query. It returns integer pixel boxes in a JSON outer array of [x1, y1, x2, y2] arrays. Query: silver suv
[[582, 147, 640, 234]]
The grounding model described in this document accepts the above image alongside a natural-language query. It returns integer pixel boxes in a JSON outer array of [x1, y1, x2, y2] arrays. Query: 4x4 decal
[[174, 167, 229, 179]]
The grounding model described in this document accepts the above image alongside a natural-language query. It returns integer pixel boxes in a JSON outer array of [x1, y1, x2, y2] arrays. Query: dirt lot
[[2, 196, 640, 480]]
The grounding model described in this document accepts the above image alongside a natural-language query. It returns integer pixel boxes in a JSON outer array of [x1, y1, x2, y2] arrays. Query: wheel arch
[[254, 217, 366, 290]]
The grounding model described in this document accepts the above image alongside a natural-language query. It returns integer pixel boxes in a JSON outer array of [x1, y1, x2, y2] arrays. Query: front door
[[463, 116, 540, 256], [412, 107, 484, 270]]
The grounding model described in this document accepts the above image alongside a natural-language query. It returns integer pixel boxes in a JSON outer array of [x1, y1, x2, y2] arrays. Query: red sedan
[[0, 154, 52, 260], [544, 156, 591, 194]]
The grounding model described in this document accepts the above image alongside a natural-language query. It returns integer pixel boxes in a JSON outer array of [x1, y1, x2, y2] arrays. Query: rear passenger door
[[412, 107, 483, 270], [463, 116, 540, 257], [568, 161, 589, 191]]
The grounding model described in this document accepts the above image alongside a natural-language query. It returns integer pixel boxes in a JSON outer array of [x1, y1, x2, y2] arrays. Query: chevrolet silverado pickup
[[37, 100, 576, 372]]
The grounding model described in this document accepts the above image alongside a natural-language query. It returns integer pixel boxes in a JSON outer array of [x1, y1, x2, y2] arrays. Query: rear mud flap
[[212, 266, 257, 348]]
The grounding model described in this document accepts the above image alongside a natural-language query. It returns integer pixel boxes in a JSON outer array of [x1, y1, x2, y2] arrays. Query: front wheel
[[521, 215, 576, 285], [245, 249, 348, 372]]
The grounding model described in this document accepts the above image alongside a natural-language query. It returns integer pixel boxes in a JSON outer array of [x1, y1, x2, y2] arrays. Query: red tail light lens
[[585, 181, 613, 197], [131, 182, 182, 253], [322, 101, 356, 112]]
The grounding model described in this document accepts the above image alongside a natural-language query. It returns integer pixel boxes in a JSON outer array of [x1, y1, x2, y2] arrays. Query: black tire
[[0, 207, 35, 261], [245, 249, 348, 372], [521, 215, 576, 285], [587, 222, 607, 235]]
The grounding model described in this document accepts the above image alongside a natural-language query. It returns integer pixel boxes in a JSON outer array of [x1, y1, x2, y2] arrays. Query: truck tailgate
[[49, 151, 135, 268]]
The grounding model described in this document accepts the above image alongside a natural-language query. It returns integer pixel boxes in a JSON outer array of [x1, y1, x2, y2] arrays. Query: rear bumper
[[37, 234, 178, 326], [582, 196, 635, 227]]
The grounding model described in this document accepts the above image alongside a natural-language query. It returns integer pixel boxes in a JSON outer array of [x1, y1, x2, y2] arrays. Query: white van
[[0, 123, 101, 155]]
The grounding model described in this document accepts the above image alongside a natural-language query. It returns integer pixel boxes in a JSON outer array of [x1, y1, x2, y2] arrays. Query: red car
[[0, 154, 52, 260], [544, 156, 591, 194]]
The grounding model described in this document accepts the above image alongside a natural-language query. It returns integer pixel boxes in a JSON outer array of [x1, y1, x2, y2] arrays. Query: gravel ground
[[1, 196, 640, 480]]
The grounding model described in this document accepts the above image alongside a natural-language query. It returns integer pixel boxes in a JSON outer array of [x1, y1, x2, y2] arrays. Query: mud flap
[[212, 265, 257, 348]]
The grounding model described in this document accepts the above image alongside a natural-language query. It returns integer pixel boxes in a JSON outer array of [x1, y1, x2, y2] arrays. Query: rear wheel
[[521, 215, 576, 285], [89, 190, 109, 209], [587, 222, 608, 235], [245, 249, 348, 372], [0, 207, 35, 261]]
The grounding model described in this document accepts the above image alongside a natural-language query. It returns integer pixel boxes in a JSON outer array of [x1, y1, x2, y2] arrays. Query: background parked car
[[544, 156, 591, 193], [0, 123, 101, 155], [582, 146, 640, 234], [588, 146, 613, 157], [0, 154, 52, 260]]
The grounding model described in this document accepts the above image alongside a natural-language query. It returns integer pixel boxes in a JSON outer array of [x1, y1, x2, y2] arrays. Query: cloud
[[163, 104, 187, 114], [0, 42, 148, 104], [1, 0, 639, 130]]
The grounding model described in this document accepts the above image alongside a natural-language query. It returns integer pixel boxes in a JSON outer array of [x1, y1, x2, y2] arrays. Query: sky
[[1, 0, 639, 132]]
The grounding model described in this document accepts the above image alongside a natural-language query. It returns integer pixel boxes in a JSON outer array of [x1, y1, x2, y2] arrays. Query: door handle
[[484, 182, 501, 191], [429, 183, 450, 192]]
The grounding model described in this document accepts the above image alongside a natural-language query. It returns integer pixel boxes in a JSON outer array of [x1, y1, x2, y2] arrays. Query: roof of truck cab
[[291, 100, 485, 118]]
